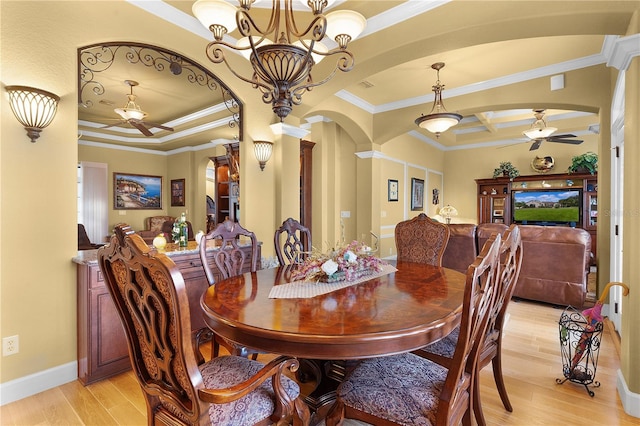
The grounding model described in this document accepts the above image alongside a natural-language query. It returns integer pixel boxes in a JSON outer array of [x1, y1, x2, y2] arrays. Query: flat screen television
[[512, 189, 581, 225]]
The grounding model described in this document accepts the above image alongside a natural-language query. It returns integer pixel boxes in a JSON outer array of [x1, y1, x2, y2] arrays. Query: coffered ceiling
[[77, 0, 639, 153]]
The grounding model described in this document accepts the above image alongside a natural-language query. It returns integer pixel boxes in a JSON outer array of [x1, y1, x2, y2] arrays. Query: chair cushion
[[423, 326, 458, 359], [199, 356, 301, 425], [337, 352, 448, 426]]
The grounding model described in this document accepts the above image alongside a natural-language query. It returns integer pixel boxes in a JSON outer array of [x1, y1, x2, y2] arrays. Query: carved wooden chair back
[[199, 218, 258, 286], [274, 218, 311, 266], [326, 234, 501, 426], [98, 224, 309, 425], [394, 213, 451, 266]]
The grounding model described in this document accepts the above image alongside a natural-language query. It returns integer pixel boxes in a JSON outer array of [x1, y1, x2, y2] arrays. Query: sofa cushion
[[147, 215, 175, 233], [476, 223, 508, 253]]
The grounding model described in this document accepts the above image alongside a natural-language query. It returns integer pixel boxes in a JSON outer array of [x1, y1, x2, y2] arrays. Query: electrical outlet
[[3, 335, 19, 356]]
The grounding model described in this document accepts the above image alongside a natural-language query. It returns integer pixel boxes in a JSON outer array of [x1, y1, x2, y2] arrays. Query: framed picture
[[171, 178, 185, 206], [411, 178, 425, 211], [493, 209, 504, 217], [113, 172, 162, 210], [388, 179, 399, 202]]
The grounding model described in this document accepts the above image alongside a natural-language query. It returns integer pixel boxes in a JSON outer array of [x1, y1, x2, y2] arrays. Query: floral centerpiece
[[291, 240, 386, 283]]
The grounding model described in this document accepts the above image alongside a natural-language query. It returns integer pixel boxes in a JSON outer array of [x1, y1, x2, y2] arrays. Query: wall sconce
[[253, 140, 274, 171], [5, 85, 60, 143]]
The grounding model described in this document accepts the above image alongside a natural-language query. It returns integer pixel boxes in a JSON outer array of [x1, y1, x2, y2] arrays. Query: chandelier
[[414, 62, 462, 138], [522, 109, 557, 139], [193, 0, 366, 120]]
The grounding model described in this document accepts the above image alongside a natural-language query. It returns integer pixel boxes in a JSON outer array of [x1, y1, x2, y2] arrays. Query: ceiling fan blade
[[141, 121, 174, 132], [129, 120, 154, 137], [546, 138, 584, 145], [529, 139, 543, 151], [548, 134, 577, 139], [100, 122, 123, 129]]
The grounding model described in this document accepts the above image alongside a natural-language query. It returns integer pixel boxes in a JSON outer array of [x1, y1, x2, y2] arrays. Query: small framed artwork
[[171, 178, 185, 206], [411, 178, 425, 211], [388, 179, 399, 202], [432, 188, 439, 205], [114, 173, 162, 210], [493, 209, 504, 217]]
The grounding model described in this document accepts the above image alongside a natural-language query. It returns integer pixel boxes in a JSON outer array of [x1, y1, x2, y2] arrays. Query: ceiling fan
[[102, 80, 174, 137], [522, 109, 583, 151]]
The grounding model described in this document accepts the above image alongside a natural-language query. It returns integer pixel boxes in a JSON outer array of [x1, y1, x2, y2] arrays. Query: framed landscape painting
[[411, 178, 424, 211], [114, 173, 162, 210]]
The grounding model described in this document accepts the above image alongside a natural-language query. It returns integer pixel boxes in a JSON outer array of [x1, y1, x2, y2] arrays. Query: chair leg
[[473, 370, 487, 426], [293, 397, 311, 426], [492, 350, 513, 412], [325, 400, 345, 426]]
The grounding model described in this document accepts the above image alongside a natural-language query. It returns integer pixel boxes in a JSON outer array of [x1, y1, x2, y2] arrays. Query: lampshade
[[114, 95, 147, 121], [237, 36, 274, 60], [523, 109, 557, 139], [439, 204, 458, 224], [192, 0, 237, 40], [253, 140, 274, 171], [5, 85, 60, 143], [325, 10, 367, 48], [523, 125, 557, 140]]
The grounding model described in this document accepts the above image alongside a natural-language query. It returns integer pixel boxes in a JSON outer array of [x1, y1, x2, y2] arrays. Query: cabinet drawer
[[172, 254, 206, 280]]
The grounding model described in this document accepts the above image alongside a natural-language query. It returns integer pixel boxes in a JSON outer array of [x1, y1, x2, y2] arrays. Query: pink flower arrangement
[[291, 240, 386, 283]]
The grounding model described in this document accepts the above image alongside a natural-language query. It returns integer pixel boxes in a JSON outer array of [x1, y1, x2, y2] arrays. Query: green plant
[[493, 161, 520, 179], [567, 152, 598, 174]]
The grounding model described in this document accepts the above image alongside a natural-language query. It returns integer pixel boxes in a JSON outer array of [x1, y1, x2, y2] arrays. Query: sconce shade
[[253, 140, 274, 171], [6, 85, 60, 143]]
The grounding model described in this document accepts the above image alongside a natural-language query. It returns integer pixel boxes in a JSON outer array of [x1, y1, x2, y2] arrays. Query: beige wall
[[2, 0, 639, 409]]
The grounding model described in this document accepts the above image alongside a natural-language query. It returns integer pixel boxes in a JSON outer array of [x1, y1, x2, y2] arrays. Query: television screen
[[512, 189, 581, 224]]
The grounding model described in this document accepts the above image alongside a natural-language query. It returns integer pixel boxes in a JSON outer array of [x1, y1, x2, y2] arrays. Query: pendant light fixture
[[523, 109, 557, 139], [193, 0, 366, 121], [414, 62, 462, 138]]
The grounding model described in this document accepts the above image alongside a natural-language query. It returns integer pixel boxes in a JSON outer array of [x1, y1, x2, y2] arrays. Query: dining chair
[[326, 233, 501, 426], [395, 213, 451, 266], [274, 217, 311, 266], [199, 218, 260, 359], [415, 224, 523, 426], [97, 224, 310, 426]]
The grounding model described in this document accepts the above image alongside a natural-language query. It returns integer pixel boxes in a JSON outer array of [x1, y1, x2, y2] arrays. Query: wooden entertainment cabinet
[[476, 172, 597, 256]]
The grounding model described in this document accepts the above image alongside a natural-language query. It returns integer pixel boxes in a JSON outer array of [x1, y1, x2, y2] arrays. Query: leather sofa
[[442, 223, 591, 308]]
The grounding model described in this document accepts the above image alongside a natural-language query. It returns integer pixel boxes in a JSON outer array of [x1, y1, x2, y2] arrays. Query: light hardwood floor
[[1, 300, 638, 425]]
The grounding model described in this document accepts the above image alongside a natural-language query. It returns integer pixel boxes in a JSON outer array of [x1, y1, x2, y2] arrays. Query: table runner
[[268, 263, 397, 299]]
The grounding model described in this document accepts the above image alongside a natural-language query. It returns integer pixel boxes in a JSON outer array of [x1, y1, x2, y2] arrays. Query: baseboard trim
[[617, 369, 640, 418], [0, 361, 77, 406]]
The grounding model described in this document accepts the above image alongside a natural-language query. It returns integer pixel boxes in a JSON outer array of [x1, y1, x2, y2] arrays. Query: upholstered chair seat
[[199, 356, 301, 424]]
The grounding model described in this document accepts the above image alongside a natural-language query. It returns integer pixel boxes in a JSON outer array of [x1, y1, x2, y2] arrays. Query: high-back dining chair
[[274, 218, 311, 266], [199, 218, 260, 358], [416, 224, 523, 426], [97, 224, 310, 426], [326, 233, 501, 426], [395, 213, 451, 266]]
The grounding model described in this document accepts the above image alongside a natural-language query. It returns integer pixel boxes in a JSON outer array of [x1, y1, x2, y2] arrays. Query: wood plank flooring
[[1, 300, 638, 425]]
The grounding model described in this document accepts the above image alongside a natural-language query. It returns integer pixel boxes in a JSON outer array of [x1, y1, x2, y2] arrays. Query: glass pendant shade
[[5, 85, 60, 142], [293, 40, 328, 64], [325, 10, 367, 47], [114, 94, 147, 121], [415, 62, 461, 138], [192, 0, 238, 38], [523, 126, 557, 139]]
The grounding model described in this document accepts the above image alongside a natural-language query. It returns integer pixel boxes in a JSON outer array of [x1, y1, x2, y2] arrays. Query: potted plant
[[567, 152, 598, 175], [493, 161, 520, 180]]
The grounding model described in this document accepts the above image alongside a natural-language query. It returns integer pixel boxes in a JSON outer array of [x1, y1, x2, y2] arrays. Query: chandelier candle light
[[415, 62, 462, 138], [193, 0, 366, 120]]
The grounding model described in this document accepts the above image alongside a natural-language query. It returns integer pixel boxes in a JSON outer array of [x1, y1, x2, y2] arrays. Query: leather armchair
[[137, 215, 175, 244], [442, 224, 477, 273]]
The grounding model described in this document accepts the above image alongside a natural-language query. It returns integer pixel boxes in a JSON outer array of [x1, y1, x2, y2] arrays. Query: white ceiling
[[77, 0, 639, 153]]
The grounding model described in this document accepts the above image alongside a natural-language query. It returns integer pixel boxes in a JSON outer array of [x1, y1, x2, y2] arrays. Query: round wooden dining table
[[200, 261, 466, 360]]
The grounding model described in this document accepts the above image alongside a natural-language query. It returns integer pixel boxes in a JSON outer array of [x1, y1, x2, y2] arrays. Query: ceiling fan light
[[192, 0, 238, 39], [325, 10, 366, 48], [523, 126, 557, 139], [114, 107, 146, 121]]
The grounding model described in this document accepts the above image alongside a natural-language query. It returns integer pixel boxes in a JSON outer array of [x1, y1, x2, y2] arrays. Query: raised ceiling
[[77, 1, 639, 153]]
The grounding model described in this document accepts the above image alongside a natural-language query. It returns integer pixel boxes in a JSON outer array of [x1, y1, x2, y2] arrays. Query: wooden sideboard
[[74, 240, 260, 385]]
